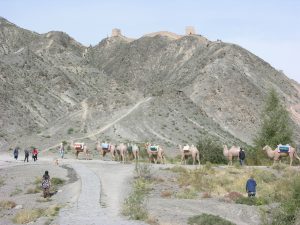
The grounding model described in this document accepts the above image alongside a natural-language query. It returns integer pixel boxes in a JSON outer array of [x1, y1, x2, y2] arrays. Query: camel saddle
[[101, 143, 110, 151], [183, 145, 190, 151], [74, 143, 84, 150], [150, 146, 158, 151], [277, 145, 290, 153]]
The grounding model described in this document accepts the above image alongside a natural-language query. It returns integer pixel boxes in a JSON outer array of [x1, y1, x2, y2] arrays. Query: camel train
[[179, 144, 200, 165], [262, 145, 300, 166]]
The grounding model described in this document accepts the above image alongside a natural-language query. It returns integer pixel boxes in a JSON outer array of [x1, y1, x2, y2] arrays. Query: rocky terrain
[[1, 16, 300, 154]]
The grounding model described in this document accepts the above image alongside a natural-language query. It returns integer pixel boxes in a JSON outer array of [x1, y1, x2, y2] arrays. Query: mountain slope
[[0, 17, 299, 153]]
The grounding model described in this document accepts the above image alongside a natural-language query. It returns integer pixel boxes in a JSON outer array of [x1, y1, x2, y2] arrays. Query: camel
[[145, 142, 165, 164], [223, 145, 240, 165], [262, 145, 300, 166], [179, 144, 200, 165], [128, 143, 140, 161], [96, 141, 116, 160], [116, 143, 128, 163], [71, 141, 90, 160]]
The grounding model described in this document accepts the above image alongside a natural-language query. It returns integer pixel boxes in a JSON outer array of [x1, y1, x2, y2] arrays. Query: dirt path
[[52, 160, 146, 225], [43, 97, 152, 151]]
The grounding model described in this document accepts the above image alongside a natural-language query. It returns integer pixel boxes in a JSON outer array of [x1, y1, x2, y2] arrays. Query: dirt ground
[[0, 151, 264, 225]]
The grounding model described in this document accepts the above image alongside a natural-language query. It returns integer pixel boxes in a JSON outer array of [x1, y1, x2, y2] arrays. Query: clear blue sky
[[1, 0, 299, 83]]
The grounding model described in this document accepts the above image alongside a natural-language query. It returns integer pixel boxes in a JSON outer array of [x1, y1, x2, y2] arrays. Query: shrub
[[12, 208, 43, 224], [122, 177, 151, 220], [26, 186, 40, 194], [160, 190, 172, 198], [67, 128, 74, 134], [51, 177, 65, 186], [0, 200, 16, 209], [188, 213, 236, 225], [176, 187, 198, 199], [268, 175, 300, 225], [224, 192, 243, 202], [197, 137, 227, 164]]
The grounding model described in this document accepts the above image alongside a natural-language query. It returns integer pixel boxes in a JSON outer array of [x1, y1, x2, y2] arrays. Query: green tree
[[254, 89, 293, 149]]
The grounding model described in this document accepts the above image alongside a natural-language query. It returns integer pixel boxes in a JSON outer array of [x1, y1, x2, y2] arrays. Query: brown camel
[[263, 145, 300, 166], [71, 141, 90, 160], [145, 142, 165, 164], [179, 144, 200, 165], [116, 143, 127, 163], [96, 141, 116, 160], [223, 145, 240, 165]]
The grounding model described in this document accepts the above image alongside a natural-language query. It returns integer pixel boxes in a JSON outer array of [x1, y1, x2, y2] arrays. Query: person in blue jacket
[[246, 175, 257, 197]]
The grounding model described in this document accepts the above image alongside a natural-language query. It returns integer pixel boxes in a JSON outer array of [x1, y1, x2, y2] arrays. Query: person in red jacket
[[32, 148, 38, 161]]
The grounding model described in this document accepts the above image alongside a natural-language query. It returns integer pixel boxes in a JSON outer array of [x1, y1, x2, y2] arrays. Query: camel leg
[[181, 154, 184, 164], [197, 154, 200, 165]]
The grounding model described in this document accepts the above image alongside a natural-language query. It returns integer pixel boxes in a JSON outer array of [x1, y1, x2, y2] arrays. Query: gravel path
[[54, 162, 146, 225]]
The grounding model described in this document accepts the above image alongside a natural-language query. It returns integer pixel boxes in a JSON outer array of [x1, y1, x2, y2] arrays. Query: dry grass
[[160, 190, 172, 198], [12, 208, 43, 224], [0, 200, 16, 209], [0, 176, 5, 187], [12, 205, 61, 224], [173, 165, 300, 203]]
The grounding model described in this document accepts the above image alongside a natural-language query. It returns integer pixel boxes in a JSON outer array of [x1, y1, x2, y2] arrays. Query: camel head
[[262, 145, 271, 151]]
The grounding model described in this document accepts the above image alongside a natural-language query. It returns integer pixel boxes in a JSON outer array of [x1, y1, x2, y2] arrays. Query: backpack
[[42, 179, 50, 189]]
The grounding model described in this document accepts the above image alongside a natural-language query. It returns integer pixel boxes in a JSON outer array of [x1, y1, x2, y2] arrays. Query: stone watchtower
[[111, 28, 121, 37], [185, 26, 196, 35]]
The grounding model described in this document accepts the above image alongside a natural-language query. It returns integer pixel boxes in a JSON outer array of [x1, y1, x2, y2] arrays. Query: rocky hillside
[[1, 17, 300, 154]]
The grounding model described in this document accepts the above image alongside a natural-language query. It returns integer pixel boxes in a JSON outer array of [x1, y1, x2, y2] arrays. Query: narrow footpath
[[54, 163, 145, 225]]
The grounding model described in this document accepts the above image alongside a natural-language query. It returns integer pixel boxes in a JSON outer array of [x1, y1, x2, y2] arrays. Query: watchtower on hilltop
[[112, 28, 121, 37], [185, 26, 196, 35]]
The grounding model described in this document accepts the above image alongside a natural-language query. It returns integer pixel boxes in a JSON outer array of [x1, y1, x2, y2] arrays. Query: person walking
[[24, 148, 30, 162], [32, 148, 38, 161], [239, 147, 246, 166], [13, 147, 19, 160], [41, 171, 51, 198], [59, 142, 64, 159], [246, 175, 257, 197]]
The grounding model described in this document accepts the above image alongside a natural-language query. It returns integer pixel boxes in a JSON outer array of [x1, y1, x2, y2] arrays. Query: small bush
[[169, 166, 187, 173], [176, 187, 198, 199], [122, 177, 150, 220], [202, 192, 212, 198], [51, 177, 65, 186], [188, 213, 236, 225], [26, 186, 40, 194], [224, 192, 243, 202], [0, 200, 16, 209], [160, 190, 172, 198], [67, 128, 74, 134], [12, 208, 43, 224], [44, 204, 61, 217]]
